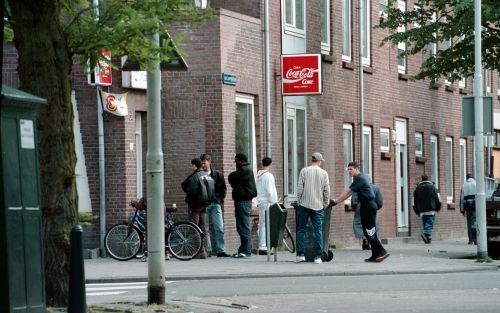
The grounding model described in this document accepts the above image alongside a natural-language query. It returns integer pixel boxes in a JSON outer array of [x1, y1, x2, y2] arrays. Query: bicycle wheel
[[166, 221, 203, 261], [105, 223, 143, 261], [282, 224, 296, 253]]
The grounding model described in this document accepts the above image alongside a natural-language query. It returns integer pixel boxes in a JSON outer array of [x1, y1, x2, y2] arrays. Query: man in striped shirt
[[295, 152, 331, 264]]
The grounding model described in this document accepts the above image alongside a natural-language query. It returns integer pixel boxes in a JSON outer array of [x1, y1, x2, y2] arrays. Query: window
[[429, 13, 437, 58], [494, 130, 500, 147], [194, 0, 207, 9], [361, 0, 371, 65], [343, 124, 354, 190], [285, 105, 306, 199], [363, 126, 373, 181], [285, 0, 306, 36], [484, 69, 491, 94], [342, 0, 352, 61], [430, 135, 439, 187], [321, 0, 330, 54], [397, 0, 406, 74], [235, 94, 256, 168], [497, 75, 500, 96], [445, 137, 454, 202], [459, 139, 467, 186], [443, 29, 452, 85], [415, 132, 423, 156], [380, 128, 390, 152], [459, 76, 466, 89], [379, 0, 388, 18]]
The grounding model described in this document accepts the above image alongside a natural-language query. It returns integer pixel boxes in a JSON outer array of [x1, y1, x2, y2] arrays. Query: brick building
[[3, 1, 499, 253]]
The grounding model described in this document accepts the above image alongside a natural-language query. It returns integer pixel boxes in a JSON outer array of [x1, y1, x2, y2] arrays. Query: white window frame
[[284, 0, 306, 37], [361, 0, 371, 65], [430, 135, 439, 188], [429, 12, 437, 57], [445, 137, 454, 202], [363, 126, 373, 181], [415, 132, 423, 156], [284, 103, 307, 202], [342, 0, 352, 61], [235, 94, 257, 172], [443, 25, 452, 85], [485, 69, 491, 94], [194, 0, 207, 9], [397, 0, 406, 74], [379, 0, 388, 18], [380, 128, 390, 152], [343, 124, 354, 191], [413, 4, 421, 28], [459, 138, 467, 186], [321, 0, 331, 54], [135, 112, 143, 198], [497, 75, 500, 96]]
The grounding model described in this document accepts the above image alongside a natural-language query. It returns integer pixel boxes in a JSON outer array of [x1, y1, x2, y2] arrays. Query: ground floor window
[[285, 100, 306, 200], [430, 135, 439, 187], [343, 124, 353, 190], [460, 138, 467, 185], [446, 137, 454, 202], [235, 94, 256, 168]]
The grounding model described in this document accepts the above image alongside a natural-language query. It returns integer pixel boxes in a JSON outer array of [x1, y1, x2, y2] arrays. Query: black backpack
[[196, 174, 215, 205]]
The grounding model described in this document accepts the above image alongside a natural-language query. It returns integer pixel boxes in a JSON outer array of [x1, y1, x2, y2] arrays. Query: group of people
[[181, 150, 477, 263]]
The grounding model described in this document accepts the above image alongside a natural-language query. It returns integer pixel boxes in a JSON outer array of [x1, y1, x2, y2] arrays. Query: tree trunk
[[9, 0, 79, 307]]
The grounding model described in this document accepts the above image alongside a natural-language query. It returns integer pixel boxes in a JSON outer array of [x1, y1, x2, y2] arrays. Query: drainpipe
[[358, 0, 365, 171], [264, 0, 271, 158]]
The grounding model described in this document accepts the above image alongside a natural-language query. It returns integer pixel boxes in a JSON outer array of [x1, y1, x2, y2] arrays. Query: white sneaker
[[314, 257, 322, 264], [295, 255, 306, 263]]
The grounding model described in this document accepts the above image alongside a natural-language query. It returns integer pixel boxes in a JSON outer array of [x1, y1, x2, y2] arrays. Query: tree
[[5, 0, 211, 306], [378, 0, 499, 84]]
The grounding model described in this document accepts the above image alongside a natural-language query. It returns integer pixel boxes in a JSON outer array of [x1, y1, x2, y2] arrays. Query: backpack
[[372, 184, 384, 210], [196, 174, 215, 206]]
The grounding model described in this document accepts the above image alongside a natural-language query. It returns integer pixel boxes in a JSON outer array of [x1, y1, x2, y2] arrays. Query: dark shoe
[[194, 251, 207, 259], [217, 252, 231, 257], [374, 252, 390, 263], [258, 250, 273, 255], [364, 256, 376, 262], [421, 234, 430, 244], [468, 240, 474, 245], [232, 252, 248, 259], [362, 239, 369, 250]]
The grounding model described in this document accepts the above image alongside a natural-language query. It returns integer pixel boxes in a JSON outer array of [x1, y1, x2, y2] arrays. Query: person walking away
[[181, 158, 215, 259], [333, 162, 389, 262], [460, 173, 477, 244], [256, 157, 278, 255], [200, 153, 231, 257], [413, 175, 442, 244], [295, 152, 330, 264], [228, 153, 257, 258], [353, 183, 383, 250]]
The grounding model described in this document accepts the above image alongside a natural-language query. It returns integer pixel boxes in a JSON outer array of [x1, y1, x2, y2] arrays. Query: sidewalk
[[85, 239, 499, 283]]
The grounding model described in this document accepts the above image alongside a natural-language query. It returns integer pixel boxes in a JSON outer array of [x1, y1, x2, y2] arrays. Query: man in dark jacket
[[200, 153, 231, 257], [413, 175, 442, 244], [228, 153, 257, 258]]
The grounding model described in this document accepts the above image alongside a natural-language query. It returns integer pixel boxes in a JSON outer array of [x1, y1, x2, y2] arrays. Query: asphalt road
[[87, 271, 500, 312]]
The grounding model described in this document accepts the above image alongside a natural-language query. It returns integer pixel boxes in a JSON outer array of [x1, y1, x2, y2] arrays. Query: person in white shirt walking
[[460, 174, 477, 244], [256, 157, 278, 255], [295, 152, 330, 264]]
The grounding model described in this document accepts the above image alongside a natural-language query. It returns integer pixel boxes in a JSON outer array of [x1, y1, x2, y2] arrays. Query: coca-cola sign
[[281, 54, 322, 95]]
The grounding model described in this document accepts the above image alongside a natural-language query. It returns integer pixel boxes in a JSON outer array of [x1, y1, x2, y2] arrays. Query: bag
[[372, 185, 383, 210], [196, 174, 215, 206]]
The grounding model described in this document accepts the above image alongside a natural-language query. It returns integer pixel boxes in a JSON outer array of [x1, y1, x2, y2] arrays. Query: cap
[[312, 152, 325, 162]]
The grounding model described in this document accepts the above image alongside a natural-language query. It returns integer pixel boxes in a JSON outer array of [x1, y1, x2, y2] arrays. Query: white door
[[395, 119, 409, 230]]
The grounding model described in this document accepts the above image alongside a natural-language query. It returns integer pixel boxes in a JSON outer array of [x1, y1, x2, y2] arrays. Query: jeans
[[205, 202, 225, 253], [258, 202, 271, 250], [189, 205, 207, 253], [234, 200, 253, 255], [466, 210, 477, 243], [421, 214, 436, 238], [360, 200, 386, 257], [296, 206, 324, 259]]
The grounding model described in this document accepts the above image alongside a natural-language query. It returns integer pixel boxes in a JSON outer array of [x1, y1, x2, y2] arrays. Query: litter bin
[[269, 202, 287, 248], [304, 204, 334, 262]]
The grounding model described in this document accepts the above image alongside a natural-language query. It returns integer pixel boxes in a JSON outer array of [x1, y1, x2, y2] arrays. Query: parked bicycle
[[104, 198, 204, 261], [252, 197, 296, 253]]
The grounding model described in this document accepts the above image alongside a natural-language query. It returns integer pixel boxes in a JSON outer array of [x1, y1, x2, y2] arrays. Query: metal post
[[473, 0, 487, 259], [264, 0, 271, 157], [265, 208, 271, 262], [358, 0, 365, 171], [68, 225, 86, 313], [97, 88, 106, 257], [146, 27, 166, 303]]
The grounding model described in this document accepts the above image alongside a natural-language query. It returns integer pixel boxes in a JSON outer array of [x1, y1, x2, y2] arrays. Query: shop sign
[[281, 54, 322, 95]]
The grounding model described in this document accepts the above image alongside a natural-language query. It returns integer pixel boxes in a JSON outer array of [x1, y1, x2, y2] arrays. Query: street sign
[[462, 96, 493, 136], [222, 72, 236, 85], [281, 54, 322, 95]]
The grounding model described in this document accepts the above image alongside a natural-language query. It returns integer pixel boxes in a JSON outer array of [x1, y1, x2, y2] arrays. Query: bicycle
[[104, 199, 204, 261], [252, 198, 296, 253]]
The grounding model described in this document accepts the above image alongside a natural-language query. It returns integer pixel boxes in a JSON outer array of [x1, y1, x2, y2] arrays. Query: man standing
[[228, 153, 257, 258], [333, 162, 389, 262], [256, 157, 278, 255], [413, 175, 442, 244], [460, 174, 477, 244], [200, 153, 231, 257], [295, 152, 330, 264], [181, 158, 215, 259]]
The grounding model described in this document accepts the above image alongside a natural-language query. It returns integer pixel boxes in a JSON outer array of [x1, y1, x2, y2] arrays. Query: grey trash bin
[[304, 204, 334, 262], [269, 203, 288, 248]]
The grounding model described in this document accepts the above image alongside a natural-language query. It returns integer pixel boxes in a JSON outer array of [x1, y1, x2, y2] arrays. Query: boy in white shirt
[[256, 157, 278, 255]]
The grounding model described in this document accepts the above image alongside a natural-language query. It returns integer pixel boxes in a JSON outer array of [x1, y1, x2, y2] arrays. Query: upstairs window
[[397, 0, 406, 74], [285, 0, 306, 37], [361, 0, 371, 65], [321, 0, 331, 53], [342, 0, 352, 61]]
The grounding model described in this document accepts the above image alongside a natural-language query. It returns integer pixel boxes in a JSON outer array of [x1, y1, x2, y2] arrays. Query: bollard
[[68, 225, 87, 313]]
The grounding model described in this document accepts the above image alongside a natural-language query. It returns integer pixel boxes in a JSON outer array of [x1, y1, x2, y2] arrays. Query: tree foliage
[[378, 0, 499, 84], [5, 0, 212, 307]]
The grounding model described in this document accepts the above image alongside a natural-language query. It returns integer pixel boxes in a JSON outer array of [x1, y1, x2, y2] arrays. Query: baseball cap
[[312, 152, 325, 162]]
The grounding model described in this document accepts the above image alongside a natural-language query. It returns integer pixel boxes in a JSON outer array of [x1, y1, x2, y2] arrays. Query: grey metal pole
[[264, 0, 271, 157], [473, 0, 487, 259], [358, 0, 364, 171], [97, 88, 106, 257], [146, 27, 166, 303]]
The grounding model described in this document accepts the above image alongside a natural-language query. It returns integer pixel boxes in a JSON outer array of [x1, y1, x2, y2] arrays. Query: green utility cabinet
[[1, 85, 46, 313]]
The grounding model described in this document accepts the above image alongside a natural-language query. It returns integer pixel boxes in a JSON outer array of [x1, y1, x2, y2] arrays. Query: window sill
[[363, 66, 374, 74], [416, 156, 427, 164], [344, 203, 355, 212], [459, 88, 468, 95], [322, 54, 335, 63], [445, 85, 455, 92], [430, 82, 442, 90], [398, 73, 410, 81], [381, 151, 393, 160], [342, 61, 355, 70], [447, 202, 456, 210]]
